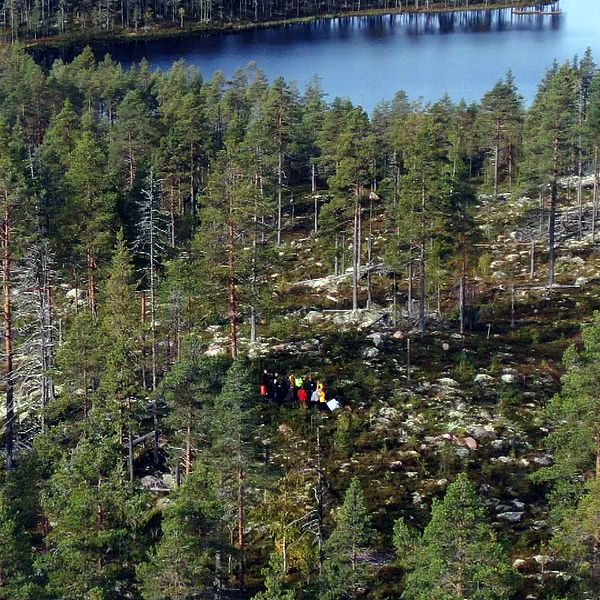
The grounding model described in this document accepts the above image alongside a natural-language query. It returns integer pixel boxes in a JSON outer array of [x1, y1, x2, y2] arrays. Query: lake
[[83, 0, 600, 110]]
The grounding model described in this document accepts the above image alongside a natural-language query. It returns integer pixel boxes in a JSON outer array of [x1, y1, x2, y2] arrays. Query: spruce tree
[[98, 231, 143, 482], [523, 62, 578, 286], [39, 430, 148, 599], [205, 359, 261, 592], [398, 110, 446, 330], [0, 490, 38, 599], [534, 312, 600, 596], [253, 553, 295, 600], [62, 113, 117, 314], [476, 71, 524, 196], [161, 348, 229, 478], [137, 467, 222, 600], [320, 477, 375, 599], [396, 474, 518, 600]]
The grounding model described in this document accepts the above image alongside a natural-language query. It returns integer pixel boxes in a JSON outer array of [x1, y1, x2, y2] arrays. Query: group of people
[[260, 370, 328, 408]]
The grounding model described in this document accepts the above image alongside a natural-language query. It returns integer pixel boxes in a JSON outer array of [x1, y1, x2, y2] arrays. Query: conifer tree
[[0, 118, 33, 471], [260, 77, 299, 246], [585, 70, 600, 240], [135, 169, 170, 461], [155, 63, 208, 243], [137, 466, 222, 599], [39, 99, 80, 228], [196, 148, 259, 356], [62, 113, 117, 314], [205, 359, 261, 592], [438, 154, 478, 333], [320, 478, 375, 599], [0, 490, 38, 599], [161, 348, 229, 478], [109, 90, 156, 191], [98, 231, 143, 481], [398, 111, 446, 330], [396, 473, 518, 600], [573, 49, 596, 239], [534, 312, 600, 595], [476, 72, 524, 196], [39, 430, 147, 599], [318, 103, 375, 309], [523, 62, 578, 286], [253, 553, 295, 600], [55, 310, 102, 420]]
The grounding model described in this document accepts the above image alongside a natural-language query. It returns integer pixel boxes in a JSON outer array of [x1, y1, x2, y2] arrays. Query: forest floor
[[191, 179, 600, 597]]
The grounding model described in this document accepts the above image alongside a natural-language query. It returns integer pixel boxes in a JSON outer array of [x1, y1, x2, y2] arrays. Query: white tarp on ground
[[327, 399, 340, 411]]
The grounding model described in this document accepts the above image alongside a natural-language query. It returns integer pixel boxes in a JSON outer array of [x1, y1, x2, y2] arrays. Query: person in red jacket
[[297, 385, 308, 407]]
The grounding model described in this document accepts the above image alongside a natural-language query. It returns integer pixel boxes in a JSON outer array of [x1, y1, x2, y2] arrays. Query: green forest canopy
[[0, 44, 595, 599]]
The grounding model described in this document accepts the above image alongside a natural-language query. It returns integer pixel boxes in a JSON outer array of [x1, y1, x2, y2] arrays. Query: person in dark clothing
[[305, 375, 317, 396], [273, 373, 288, 405], [288, 374, 297, 402]]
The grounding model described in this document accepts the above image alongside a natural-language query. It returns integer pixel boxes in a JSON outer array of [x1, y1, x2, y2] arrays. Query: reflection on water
[[29, 0, 600, 110]]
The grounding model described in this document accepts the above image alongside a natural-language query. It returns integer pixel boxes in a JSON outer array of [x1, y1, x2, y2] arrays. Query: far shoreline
[[17, 0, 557, 52]]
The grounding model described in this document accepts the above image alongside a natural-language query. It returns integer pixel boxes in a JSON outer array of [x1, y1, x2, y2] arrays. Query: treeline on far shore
[[1, 0, 553, 43]]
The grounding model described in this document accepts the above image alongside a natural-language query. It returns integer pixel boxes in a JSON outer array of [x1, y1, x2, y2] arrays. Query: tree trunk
[[228, 189, 239, 358], [595, 425, 600, 480], [127, 423, 134, 483], [510, 283, 516, 328], [577, 154, 583, 239], [593, 146, 599, 243], [250, 196, 258, 344], [419, 239, 426, 332], [459, 272, 465, 334], [87, 248, 97, 317], [419, 183, 426, 331], [2, 209, 14, 471], [493, 120, 500, 198], [276, 128, 283, 245], [315, 426, 325, 576], [366, 195, 373, 309], [312, 163, 318, 234], [352, 196, 360, 311], [185, 402, 193, 476], [148, 175, 159, 465], [548, 139, 558, 287], [238, 458, 246, 591], [141, 291, 147, 389], [407, 259, 413, 317], [334, 235, 339, 276]]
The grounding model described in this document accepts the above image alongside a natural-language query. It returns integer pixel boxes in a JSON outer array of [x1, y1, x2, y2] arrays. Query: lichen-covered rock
[[362, 347, 380, 359], [497, 511, 524, 523], [474, 373, 494, 386], [437, 377, 459, 388], [366, 332, 385, 348]]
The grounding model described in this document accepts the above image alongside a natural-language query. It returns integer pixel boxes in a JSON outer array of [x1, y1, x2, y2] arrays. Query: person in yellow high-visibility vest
[[317, 382, 326, 409]]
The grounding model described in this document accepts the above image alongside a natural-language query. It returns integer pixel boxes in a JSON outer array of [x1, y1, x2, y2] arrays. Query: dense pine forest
[[0, 42, 598, 599], [0, 0, 554, 42]]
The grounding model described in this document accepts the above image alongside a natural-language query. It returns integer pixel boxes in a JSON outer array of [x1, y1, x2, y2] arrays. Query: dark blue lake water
[[99, 0, 599, 110]]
